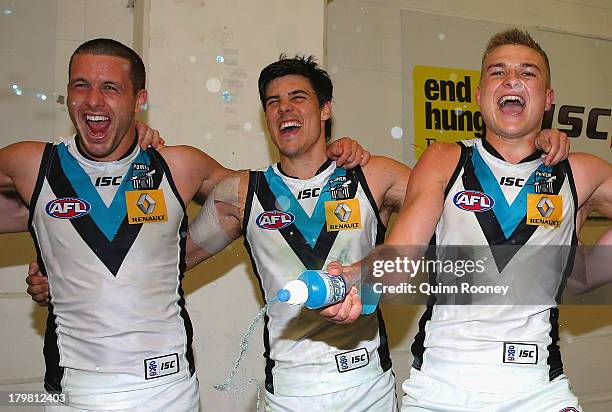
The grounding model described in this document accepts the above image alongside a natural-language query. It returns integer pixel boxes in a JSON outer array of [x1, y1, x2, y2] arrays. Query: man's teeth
[[498, 95, 525, 106], [86, 115, 109, 122], [280, 121, 301, 131]]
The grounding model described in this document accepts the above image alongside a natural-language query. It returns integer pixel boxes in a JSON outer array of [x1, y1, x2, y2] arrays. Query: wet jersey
[[412, 138, 578, 393], [28, 136, 194, 402], [243, 161, 392, 396]]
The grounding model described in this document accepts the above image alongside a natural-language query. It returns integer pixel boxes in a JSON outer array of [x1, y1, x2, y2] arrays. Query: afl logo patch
[[453, 190, 495, 212], [256, 211, 294, 230], [46, 198, 91, 219]]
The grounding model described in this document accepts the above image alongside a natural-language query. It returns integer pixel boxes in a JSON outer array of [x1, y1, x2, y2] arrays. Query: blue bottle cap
[[277, 289, 291, 302]]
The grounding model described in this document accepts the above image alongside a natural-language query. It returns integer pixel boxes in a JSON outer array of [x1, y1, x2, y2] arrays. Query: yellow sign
[[526, 194, 562, 228], [325, 199, 361, 232], [125, 190, 168, 224], [413, 66, 484, 159]]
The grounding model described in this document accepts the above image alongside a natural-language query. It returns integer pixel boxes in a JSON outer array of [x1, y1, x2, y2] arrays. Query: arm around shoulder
[[156, 144, 234, 205]]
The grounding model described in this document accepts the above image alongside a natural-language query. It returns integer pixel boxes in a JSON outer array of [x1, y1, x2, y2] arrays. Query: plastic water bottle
[[277, 270, 350, 309], [277, 270, 379, 314]]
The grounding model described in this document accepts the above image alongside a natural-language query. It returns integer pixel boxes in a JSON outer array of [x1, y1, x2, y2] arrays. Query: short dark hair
[[258, 55, 333, 109], [482, 29, 551, 87], [258, 55, 333, 140], [69, 38, 146, 93]]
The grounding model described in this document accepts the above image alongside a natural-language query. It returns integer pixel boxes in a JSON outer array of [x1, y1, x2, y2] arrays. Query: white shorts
[[44, 372, 200, 411], [401, 368, 580, 412], [264, 368, 397, 412]]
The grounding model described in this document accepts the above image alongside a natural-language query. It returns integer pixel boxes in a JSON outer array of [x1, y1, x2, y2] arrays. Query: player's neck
[[279, 150, 328, 180], [484, 132, 538, 164]]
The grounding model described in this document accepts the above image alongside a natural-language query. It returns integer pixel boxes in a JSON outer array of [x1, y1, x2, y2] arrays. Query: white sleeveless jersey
[[29, 136, 194, 402], [412, 138, 577, 393], [243, 161, 392, 396]]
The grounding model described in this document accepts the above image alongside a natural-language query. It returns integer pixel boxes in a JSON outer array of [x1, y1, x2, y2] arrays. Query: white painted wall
[[1, 1, 610, 411], [327, 0, 612, 409], [0, 0, 325, 409], [0, 1, 133, 410]]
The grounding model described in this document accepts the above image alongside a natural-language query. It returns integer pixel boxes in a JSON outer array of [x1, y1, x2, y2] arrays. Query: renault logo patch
[[526, 194, 562, 227], [325, 199, 361, 231], [126, 189, 168, 224]]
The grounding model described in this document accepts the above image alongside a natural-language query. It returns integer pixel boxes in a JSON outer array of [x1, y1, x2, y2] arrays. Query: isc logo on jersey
[[453, 190, 495, 212], [256, 211, 295, 230], [46, 198, 91, 219]]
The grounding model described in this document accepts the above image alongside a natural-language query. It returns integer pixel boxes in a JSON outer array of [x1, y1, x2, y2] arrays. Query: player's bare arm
[[155, 145, 234, 206], [386, 142, 460, 246], [570, 153, 612, 219], [0, 142, 47, 233], [0, 191, 29, 233], [565, 154, 612, 294], [360, 156, 411, 224]]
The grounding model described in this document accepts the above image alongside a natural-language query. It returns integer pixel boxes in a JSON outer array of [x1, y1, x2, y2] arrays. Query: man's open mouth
[[85, 114, 111, 135], [279, 120, 302, 135], [498, 95, 525, 116]]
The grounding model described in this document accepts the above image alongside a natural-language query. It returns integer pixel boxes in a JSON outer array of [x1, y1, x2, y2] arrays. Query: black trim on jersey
[[276, 159, 332, 179], [176, 212, 195, 376], [75, 134, 138, 162], [546, 160, 577, 381], [242, 171, 257, 237], [162, 146, 195, 375], [412, 240, 439, 370], [461, 146, 568, 272], [353, 166, 387, 245], [43, 303, 64, 393], [481, 137, 543, 163], [150, 148, 186, 212], [156, 146, 196, 374], [242, 238, 275, 394], [28, 143, 55, 224], [251, 169, 359, 269], [29, 144, 62, 392], [444, 142, 468, 199], [375, 308, 393, 372], [547, 307, 564, 380], [411, 295, 436, 370], [553, 160, 580, 304], [44, 145, 163, 276], [445, 143, 469, 198]]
